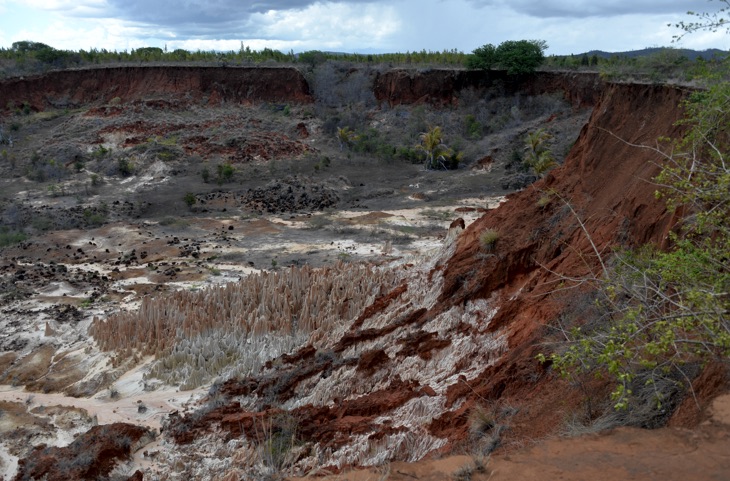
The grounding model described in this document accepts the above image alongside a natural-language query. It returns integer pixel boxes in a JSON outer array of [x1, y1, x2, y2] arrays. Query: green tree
[[495, 40, 548, 74], [11, 40, 53, 53], [466, 43, 497, 70], [184, 192, 197, 208], [336, 127, 358, 151]]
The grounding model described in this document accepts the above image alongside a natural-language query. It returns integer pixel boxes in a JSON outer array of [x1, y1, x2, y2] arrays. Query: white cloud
[[251, 2, 400, 50], [18, 0, 110, 17]]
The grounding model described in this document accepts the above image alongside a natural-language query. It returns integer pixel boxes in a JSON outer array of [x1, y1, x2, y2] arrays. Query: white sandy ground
[[0, 360, 208, 479], [0, 361, 207, 429]]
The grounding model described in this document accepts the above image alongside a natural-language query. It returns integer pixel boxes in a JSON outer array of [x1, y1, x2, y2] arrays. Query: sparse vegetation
[[117, 157, 134, 177], [183, 192, 197, 208], [216, 162, 235, 185], [0, 227, 28, 247], [478, 228, 500, 252]]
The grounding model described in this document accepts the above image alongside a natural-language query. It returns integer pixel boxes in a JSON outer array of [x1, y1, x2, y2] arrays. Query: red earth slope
[[161, 81, 718, 476]]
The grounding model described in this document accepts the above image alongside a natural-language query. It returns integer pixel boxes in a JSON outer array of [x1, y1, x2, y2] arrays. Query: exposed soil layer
[[301, 393, 730, 481], [1, 66, 726, 480], [374, 70, 602, 108], [0, 66, 313, 112], [12, 422, 154, 481]]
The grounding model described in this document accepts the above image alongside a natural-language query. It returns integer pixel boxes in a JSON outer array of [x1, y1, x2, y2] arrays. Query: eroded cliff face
[[431, 82, 689, 445], [0, 66, 313, 111], [0, 66, 603, 114], [2, 68, 714, 479], [151, 82, 702, 478], [373, 69, 603, 108]]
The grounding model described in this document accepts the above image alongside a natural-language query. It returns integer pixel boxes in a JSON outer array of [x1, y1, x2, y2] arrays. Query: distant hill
[[579, 47, 727, 61]]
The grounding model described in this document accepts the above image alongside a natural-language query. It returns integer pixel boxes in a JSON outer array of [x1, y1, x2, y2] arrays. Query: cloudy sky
[[0, 0, 727, 55]]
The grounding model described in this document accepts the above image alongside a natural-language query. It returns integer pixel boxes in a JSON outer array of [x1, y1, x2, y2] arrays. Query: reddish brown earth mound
[[12, 423, 154, 481], [302, 394, 730, 481], [425, 82, 696, 449], [0, 66, 312, 112]]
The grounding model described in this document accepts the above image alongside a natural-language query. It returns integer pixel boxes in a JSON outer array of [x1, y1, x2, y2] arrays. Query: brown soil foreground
[[300, 393, 730, 481]]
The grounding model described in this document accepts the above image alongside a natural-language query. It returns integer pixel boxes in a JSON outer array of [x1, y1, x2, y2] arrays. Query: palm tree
[[524, 128, 556, 177], [417, 126, 454, 170], [336, 127, 358, 151]]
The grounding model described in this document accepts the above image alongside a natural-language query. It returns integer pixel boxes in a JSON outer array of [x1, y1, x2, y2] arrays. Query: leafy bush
[[183, 192, 196, 208], [216, 163, 235, 185], [26, 157, 68, 182], [464, 114, 483, 139], [524, 128, 557, 177], [83, 208, 106, 226], [0, 227, 27, 247], [117, 158, 134, 176]]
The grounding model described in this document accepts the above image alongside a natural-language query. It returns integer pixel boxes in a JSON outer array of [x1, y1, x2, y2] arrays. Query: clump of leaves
[[216, 163, 235, 185]]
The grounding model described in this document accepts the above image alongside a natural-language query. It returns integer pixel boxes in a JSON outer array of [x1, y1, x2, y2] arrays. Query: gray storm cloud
[[467, 0, 700, 18], [97, 0, 378, 39], [103, 0, 370, 25]]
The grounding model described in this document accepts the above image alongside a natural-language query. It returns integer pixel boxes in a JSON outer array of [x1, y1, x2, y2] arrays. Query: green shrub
[[0, 228, 28, 247], [91, 145, 110, 159], [465, 114, 483, 139], [31, 216, 53, 231], [184, 192, 197, 208], [479, 228, 500, 252], [524, 128, 557, 177], [216, 163, 235, 185], [117, 158, 134, 176], [83, 208, 106, 226]]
